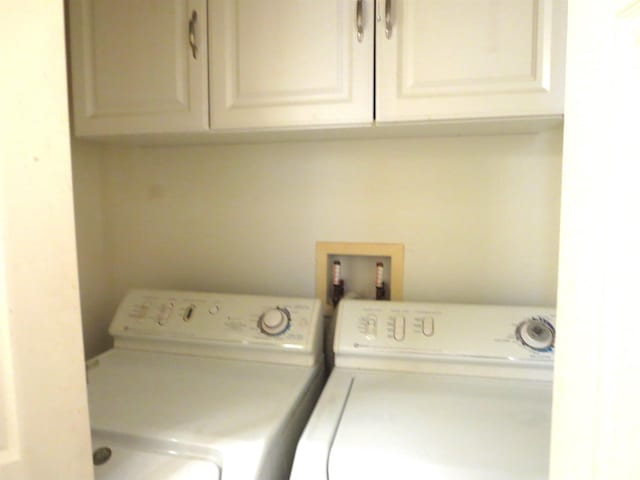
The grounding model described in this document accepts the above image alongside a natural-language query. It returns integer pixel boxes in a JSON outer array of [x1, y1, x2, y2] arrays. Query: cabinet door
[[69, 0, 209, 135], [376, 0, 567, 122], [209, 0, 374, 130]]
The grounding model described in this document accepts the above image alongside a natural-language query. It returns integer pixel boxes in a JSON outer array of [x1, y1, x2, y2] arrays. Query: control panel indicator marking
[[183, 304, 195, 322]]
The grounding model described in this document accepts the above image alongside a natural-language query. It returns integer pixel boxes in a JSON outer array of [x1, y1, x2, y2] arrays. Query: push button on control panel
[[393, 316, 405, 341], [366, 315, 377, 336], [156, 302, 174, 325], [422, 316, 434, 336], [358, 315, 378, 339]]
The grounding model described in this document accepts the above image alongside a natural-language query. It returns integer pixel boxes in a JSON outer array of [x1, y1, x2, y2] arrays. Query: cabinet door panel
[[210, 0, 373, 129], [376, 0, 566, 122], [70, 0, 209, 135]]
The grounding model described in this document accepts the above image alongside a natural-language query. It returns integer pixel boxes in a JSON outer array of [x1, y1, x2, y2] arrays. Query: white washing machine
[[291, 299, 555, 480], [86, 289, 324, 479]]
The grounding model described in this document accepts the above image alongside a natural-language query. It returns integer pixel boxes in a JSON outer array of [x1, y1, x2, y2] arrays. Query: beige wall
[[73, 128, 562, 356], [71, 139, 110, 358]]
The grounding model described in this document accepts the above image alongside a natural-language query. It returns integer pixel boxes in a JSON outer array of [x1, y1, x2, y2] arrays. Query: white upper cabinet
[[69, 0, 209, 135], [376, 0, 567, 122], [208, 0, 374, 130], [68, 0, 566, 137]]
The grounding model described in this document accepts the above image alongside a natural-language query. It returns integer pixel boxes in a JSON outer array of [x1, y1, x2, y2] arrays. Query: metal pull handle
[[189, 10, 198, 59], [385, 0, 392, 39], [356, 0, 364, 42]]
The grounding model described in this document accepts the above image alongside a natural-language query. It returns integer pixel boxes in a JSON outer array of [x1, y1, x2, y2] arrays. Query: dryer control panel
[[334, 299, 555, 375], [108, 289, 323, 366]]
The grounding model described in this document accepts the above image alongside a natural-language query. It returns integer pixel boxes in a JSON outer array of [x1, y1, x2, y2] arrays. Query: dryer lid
[[328, 370, 552, 480]]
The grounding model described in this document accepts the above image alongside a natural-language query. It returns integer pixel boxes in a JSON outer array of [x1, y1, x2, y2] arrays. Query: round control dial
[[516, 317, 555, 352], [258, 307, 291, 336]]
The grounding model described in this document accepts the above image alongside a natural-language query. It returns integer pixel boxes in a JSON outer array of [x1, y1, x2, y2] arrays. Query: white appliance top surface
[[92, 431, 220, 480], [88, 349, 319, 457], [327, 369, 552, 480]]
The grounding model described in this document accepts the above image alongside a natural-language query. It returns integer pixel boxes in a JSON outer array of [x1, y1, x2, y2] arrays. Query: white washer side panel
[[327, 371, 552, 480]]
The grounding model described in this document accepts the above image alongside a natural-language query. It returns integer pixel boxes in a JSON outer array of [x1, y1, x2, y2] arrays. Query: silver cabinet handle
[[356, 0, 364, 42], [385, 0, 392, 39], [189, 10, 198, 59]]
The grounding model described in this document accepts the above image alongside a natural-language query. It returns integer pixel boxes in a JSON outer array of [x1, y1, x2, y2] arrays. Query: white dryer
[[291, 299, 555, 480], [87, 289, 324, 480]]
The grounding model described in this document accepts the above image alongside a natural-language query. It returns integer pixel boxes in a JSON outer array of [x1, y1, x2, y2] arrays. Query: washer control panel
[[335, 299, 555, 364], [109, 289, 322, 354]]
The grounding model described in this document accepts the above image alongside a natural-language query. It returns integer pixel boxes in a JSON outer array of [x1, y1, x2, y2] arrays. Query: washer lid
[[328, 370, 552, 480], [88, 349, 319, 450], [92, 432, 220, 480]]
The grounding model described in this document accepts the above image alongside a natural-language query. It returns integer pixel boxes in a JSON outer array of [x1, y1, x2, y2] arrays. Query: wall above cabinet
[[68, 0, 567, 142]]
